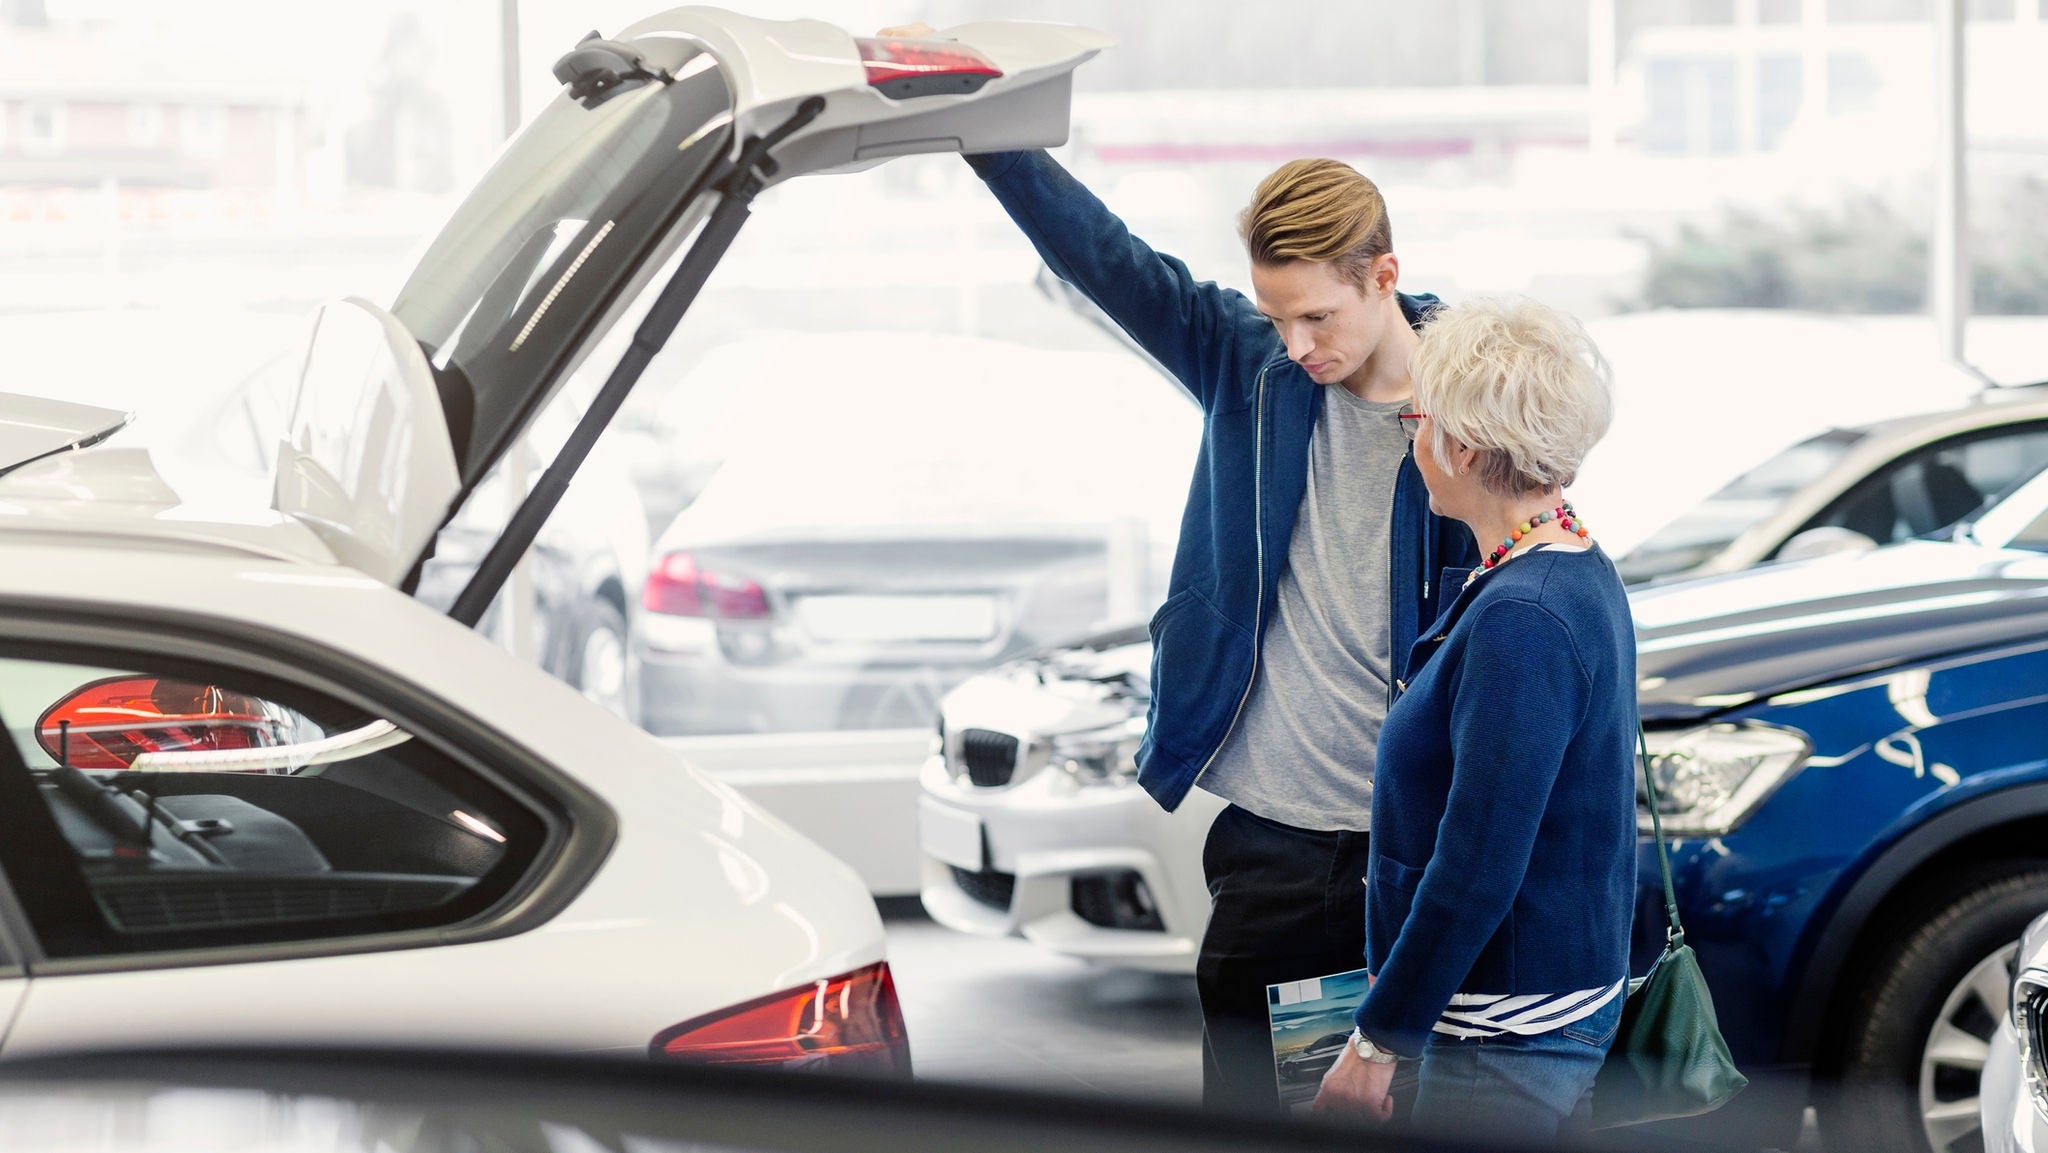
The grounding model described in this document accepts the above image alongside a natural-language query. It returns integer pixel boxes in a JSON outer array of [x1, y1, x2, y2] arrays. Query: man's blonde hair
[[1237, 159, 1393, 291]]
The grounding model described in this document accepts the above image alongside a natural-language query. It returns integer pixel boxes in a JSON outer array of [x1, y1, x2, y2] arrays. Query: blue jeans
[[1407, 991, 1625, 1143]]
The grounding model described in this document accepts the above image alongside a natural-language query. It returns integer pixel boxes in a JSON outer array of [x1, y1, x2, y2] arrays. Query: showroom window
[[128, 103, 165, 148], [180, 103, 227, 157], [1641, 57, 1740, 155], [22, 102, 66, 155], [0, 653, 548, 961]]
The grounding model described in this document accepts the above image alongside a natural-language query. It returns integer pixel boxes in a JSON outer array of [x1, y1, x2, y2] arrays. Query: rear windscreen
[[389, 45, 733, 484]]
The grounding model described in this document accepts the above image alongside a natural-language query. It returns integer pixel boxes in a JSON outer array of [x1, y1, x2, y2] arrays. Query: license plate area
[[918, 796, 985, 871], [795, 595, 997, 643]]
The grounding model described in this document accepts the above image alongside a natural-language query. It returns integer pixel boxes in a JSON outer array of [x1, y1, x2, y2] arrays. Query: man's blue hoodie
[[966, 149, 1480, 812]]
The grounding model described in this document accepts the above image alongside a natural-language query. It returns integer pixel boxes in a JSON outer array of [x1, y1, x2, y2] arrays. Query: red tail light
[[651, 961, 911, 1077], [642, 551, 771, 619], [854, 38, 1001, 100], [36, 677, 288, 770]]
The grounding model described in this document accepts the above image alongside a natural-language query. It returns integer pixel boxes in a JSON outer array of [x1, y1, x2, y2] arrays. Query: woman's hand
[[1311, 1043, 1397, 1122]]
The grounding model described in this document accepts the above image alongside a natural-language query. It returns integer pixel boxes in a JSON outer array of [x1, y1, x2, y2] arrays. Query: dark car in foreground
[[0, 1046, 1674, 1153]]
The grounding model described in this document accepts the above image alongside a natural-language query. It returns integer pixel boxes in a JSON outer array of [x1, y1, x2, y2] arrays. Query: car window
[[1617, 427, 1866, 583], [0, 654, 547, 961], [1782, 422, 2048, 553]]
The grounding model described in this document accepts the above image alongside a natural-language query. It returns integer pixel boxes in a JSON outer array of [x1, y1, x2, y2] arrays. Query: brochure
[[1266, 965, 1372, 1111]]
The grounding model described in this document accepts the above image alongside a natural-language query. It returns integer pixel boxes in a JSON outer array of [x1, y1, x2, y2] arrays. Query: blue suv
[[1629, 464, 2048, 1152]]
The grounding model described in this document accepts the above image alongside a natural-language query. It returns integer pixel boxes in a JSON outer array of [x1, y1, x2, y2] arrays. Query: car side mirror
[[1777, 526, 1880, 564]]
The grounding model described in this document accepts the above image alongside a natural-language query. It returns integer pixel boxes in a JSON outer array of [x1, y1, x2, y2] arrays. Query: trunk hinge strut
[[447, 96, 827, 630]]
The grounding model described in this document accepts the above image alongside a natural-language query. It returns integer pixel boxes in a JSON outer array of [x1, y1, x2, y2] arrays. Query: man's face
[[1251, 258, 1388, 386]]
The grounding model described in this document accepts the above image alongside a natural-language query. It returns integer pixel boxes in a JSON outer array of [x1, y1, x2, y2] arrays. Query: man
[[888, 21, 1478, 1114]]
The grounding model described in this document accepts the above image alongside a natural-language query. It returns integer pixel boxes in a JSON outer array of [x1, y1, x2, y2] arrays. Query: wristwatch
[[1349, 1027, 1399, 1065]]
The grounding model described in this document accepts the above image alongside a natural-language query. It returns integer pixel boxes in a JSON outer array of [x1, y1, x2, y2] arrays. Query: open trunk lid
[[271, 6, 1108, 594]]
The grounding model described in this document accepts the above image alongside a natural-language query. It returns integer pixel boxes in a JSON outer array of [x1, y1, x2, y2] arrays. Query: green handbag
[[1589, 728, 1750, 1130]]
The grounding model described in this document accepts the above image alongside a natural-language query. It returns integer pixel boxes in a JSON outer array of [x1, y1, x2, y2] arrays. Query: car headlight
[[1049, 717, 1146, 786], [2018, 967, 2048, 1120], [1637, 722, 1811, 837]]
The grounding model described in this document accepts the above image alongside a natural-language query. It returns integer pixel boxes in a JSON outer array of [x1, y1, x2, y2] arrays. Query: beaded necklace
[[1481, 501, 1588, 572]]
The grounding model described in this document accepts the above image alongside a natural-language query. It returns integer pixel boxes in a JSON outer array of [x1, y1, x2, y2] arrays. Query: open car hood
[[271, 7, 1109, 591], [0, 393, 130, 478]]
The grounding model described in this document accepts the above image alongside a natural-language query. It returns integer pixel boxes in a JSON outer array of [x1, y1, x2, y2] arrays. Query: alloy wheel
[[1918, 941, 2018, 1153], [578, 623, 630, 718]]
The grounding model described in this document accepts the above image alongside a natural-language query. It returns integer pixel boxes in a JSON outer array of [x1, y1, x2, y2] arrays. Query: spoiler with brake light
[[613, 8, 1113, 177]]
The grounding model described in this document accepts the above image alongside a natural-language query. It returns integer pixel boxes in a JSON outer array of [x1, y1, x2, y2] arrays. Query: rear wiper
[[0, 410, 134, 480], [554, 32, 673, 106]]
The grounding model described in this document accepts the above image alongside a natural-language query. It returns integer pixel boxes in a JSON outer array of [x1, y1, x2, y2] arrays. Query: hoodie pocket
[[1147, 588, 1253, 762]]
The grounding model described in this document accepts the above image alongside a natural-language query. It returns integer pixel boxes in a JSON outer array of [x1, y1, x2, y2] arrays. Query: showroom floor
[[882, 901, 1202, 1104], [886, 903, 1822, 1151]]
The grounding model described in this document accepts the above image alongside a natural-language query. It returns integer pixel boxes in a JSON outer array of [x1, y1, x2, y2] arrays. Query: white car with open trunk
[[0, 6, 1107, 1069]]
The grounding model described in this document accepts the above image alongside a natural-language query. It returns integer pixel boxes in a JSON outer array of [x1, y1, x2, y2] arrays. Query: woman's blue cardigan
[[1353, 545, 1639, 1058]]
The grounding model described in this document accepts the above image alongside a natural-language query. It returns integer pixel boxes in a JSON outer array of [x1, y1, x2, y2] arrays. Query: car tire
[[1817, 860, 2048, 1153], [563, 596, 634, 724]]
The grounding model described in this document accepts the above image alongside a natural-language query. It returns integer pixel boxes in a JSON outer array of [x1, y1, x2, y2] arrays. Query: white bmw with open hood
[[0, 8, 1107, 1068]]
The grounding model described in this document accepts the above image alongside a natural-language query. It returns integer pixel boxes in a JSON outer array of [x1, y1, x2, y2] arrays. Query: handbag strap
[[1637, 724, 1685, 945]]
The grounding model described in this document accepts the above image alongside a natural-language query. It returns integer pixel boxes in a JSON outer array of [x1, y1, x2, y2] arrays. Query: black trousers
[[1197, 803, 1413, 1115]]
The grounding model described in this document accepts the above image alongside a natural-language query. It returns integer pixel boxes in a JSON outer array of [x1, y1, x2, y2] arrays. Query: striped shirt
[[1433, 979, 1627, 1040]]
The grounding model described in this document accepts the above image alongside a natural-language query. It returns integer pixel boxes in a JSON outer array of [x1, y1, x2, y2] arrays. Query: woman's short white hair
[[1411, 297, 1614, 496]]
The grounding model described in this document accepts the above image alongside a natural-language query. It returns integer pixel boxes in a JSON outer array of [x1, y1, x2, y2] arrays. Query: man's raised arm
[[962, 148, 1265, 412]]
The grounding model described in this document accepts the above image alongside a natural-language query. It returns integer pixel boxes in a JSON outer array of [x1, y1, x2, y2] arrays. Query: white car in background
[[1985, 910, 2048, 1153], [634, 330, 1196, 737], [1618, 383, 2048, 584], [919, 623, 1220, 971], [0, 7, 1107, 1064]]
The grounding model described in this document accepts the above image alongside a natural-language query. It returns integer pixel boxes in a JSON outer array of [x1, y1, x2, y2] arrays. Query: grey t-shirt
[[1198, 387, 1411, 832]]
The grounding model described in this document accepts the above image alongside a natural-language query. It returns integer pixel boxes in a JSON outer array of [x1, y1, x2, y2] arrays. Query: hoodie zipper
[[1190, 359, 1272, 789], [1388, 440, 1425, 709], [1386, 461, 1399, 711]]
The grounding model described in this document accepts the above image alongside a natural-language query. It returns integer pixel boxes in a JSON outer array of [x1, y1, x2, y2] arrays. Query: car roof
[[1845, 386, 2048, 446], [0, 446, 340, 565]]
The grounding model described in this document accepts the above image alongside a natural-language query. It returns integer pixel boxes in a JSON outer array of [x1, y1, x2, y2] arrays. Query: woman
[[1311, 297, 1637, 1140]]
